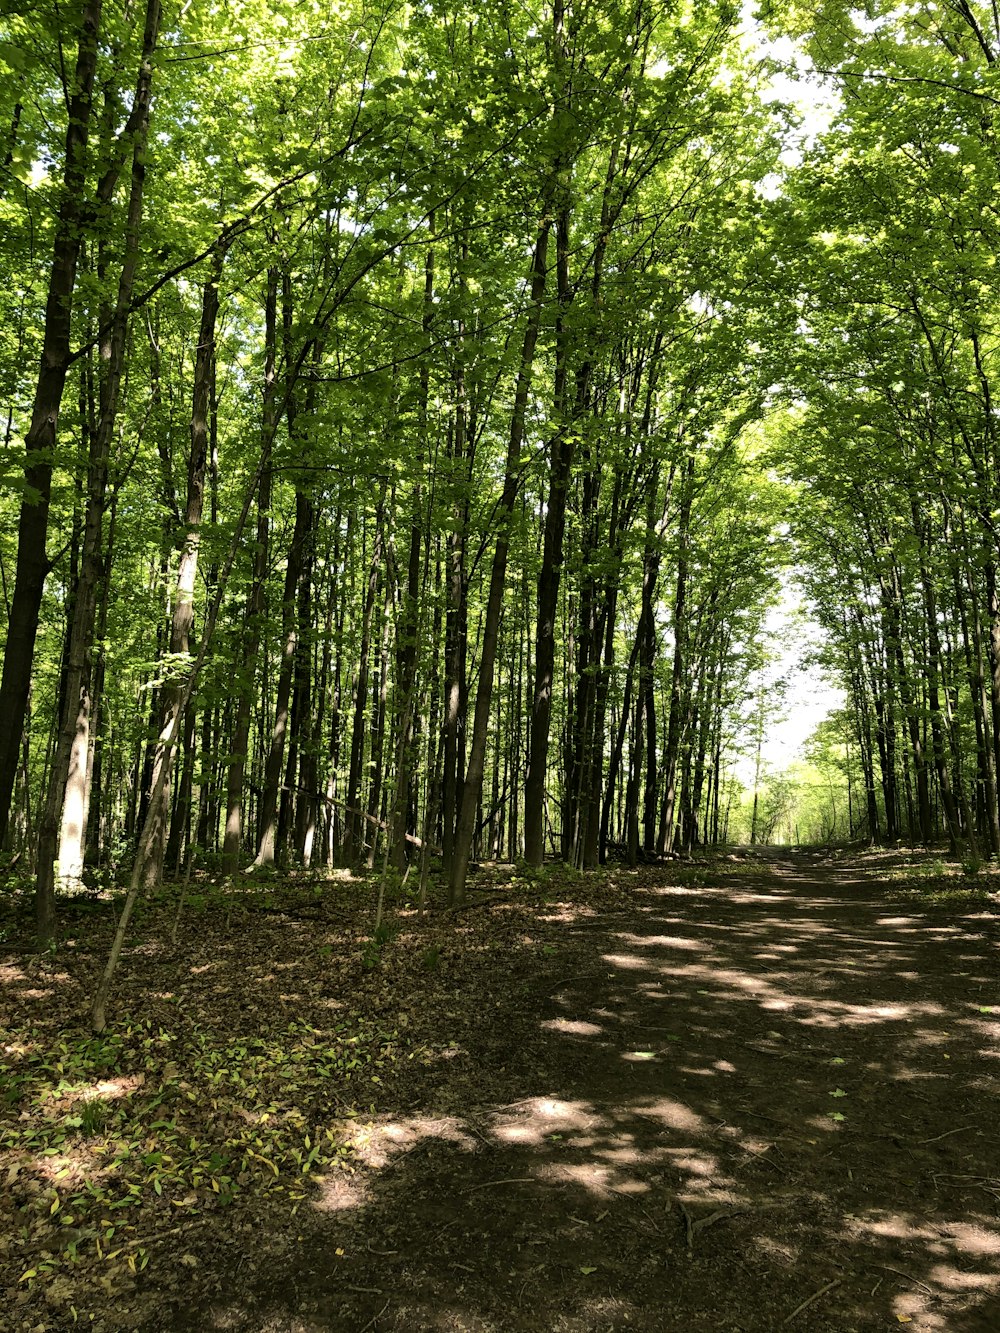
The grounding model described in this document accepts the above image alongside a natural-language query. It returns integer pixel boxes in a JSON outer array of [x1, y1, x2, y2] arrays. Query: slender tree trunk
[[951, 542, 1000, 855], [0, 0, 103, 846], [524, 198, 573, 866], [659, 464, 693, 855], [392, 240, 435, 867], [254, 490, 314, 867], [448, 212, 552, 905], [912, 509, 963, 853], [35, 0, 160, 937], [344, 500, 385, 864], [441, 300, 470, 874], [141, 241, 226, 889], [984, 561, 1000, 840], [222, 269, 278, 872], [364, 567, 393, 869]]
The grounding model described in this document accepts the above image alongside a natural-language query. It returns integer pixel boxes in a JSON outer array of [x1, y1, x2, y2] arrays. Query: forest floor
[[2, 848, 1000, 1332]]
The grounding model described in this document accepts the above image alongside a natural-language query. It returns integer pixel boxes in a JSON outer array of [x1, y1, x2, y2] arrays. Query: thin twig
[[781, 1278, 842, 1325], [919, 1125, 974, 1145], [461, 1177, 538, 1193], [103, 1222, 194, 1252], [868, 1265, 934, 1295], [683, 1204, 750, 1251], [677, 1198, 694, 1250], [697, 1206, 747, 1231], [738, 1107, 794, 1128], [932, 1173, 998, 1181], [356, 1298, 389, 1333]]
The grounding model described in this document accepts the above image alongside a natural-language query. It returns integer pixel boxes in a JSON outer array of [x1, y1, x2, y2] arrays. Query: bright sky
[[731, 10, 843, 782], [731, 577, 844, 789], [739, 1, 841, 188]]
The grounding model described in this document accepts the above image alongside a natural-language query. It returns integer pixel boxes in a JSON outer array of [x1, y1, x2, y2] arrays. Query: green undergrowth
[[1, 1014, 409, 1290], [873, 854, 1000, 908], [890, 880, 996, 908]]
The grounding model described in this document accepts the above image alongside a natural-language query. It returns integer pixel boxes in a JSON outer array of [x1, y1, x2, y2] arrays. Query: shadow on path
[[174, 852, 1000, 1332]]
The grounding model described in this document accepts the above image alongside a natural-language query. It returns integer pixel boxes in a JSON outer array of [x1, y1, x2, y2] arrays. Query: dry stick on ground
[[919, 1125, 974, 1144], [461, 1177, 538, 1193], [780, 1278, 843, 1326], [932, 1173, 999, 1181], [677, 1198, 695, 1249], [548, 972, 611, 990], [867, 1265, 934, 1295], [169, 848, 196, 947], [356, 1297, 389, 1333], [677, 1201, 749, 1251]]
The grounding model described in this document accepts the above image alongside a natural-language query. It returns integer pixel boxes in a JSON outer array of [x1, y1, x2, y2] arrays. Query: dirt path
[[174, 853, 1000, 1332]]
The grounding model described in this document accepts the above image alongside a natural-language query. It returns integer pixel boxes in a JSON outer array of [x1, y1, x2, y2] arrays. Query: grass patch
[[893, 882, 995, 907]]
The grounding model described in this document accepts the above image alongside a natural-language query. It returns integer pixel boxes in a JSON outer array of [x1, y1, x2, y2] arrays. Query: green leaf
[[579, 1266, 597, 1275]]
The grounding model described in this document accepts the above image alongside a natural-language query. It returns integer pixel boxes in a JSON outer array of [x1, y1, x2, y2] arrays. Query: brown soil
[[3, 850, 1000, 1331]]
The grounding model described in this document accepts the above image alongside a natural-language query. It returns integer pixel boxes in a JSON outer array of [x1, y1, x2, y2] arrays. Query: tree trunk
[[36, 0, 160, 937], [222, 268, 278, 873], [449, 212, 552, 905], [524, 198, 573, 866], [254, 489, 314, 867], [141, 241, 226, 889], [658, 463, 693, 855], [344, 499, 385, 864], [0, 0, 103, 847]]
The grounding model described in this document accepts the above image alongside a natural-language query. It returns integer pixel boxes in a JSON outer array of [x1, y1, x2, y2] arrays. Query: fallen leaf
[[579, 1266, 597, 1275]]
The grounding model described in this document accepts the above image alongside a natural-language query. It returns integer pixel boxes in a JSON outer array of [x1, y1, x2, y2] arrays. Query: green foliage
[[1, 1013, 403, 1281], [362, 922, 399, 971], [65, 1098, 112, 1138]]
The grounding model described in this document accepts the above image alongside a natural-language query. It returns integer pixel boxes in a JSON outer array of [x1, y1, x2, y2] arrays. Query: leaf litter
[[2, 851, 1000, 1331]]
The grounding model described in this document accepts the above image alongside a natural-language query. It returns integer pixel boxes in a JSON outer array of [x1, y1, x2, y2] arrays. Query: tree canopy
[[2, 0, 999, 979]]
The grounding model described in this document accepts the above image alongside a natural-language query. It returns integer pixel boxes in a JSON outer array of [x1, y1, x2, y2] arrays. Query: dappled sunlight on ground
[[335, 1113, 480, 1171], [228, 858, 999, 1328], [9, 851, 995, 1331]]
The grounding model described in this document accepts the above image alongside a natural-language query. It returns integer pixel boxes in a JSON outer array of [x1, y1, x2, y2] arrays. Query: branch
[[812, 64, 1000, 106]]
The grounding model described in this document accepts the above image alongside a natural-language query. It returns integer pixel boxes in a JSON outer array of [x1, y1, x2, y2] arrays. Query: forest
[[2, 0, 1000, 1330], [3, 0, 999, 934]]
